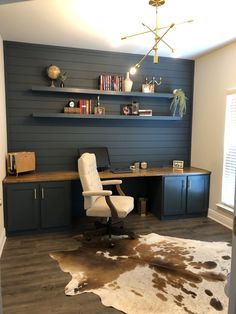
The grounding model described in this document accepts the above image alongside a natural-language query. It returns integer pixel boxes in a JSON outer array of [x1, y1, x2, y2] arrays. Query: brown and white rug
[[50, 233, 231, 314]]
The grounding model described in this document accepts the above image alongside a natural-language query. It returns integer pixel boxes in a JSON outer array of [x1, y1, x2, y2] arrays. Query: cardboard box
[[7, 152, 36, 176]]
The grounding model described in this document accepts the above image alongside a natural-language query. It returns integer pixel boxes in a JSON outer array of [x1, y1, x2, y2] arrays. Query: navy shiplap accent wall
[[4, 41, 194, 171]]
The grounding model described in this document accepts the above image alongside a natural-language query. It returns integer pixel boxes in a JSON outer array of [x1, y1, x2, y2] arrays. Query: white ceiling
[[0, 0, 236, 60]]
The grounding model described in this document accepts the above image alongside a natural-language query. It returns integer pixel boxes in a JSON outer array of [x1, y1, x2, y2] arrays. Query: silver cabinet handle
[[41, 188, 44, 199], [34, 188, 37, 200], [182, 180, 186, 189], [188, 180, 191, 189]]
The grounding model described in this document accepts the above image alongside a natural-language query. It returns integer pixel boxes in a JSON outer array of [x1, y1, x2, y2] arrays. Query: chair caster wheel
[[109, 241, 115, 248], [130, 232, 136, 239], [84, 235, 91, 241]]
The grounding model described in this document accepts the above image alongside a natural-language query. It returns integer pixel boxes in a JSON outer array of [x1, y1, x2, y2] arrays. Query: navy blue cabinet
[[4, 183, 39, 232], [163, 176, 187, 216], [4, 181, 71, 234], [151, 174, 210, 219]]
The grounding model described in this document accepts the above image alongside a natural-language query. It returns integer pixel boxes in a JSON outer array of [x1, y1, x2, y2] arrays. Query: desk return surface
[[3, 167, 210, 234]]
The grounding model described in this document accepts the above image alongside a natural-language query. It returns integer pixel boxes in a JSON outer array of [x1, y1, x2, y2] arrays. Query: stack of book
[[78, 99, 92, 114], [99, 74, 123, 91]]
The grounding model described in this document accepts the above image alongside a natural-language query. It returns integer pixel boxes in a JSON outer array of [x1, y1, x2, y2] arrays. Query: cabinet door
[[40, 181, 71, 228], [163, 176, 187, 216], [5, 183, 39, 232], [187, 175, 209, 214]]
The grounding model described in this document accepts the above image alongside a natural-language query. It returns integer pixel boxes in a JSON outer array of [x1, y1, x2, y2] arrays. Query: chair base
[[83, 217, 136, 247]]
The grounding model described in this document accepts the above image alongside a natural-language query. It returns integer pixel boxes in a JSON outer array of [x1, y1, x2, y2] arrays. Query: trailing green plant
[[170, 89, 188, 118]]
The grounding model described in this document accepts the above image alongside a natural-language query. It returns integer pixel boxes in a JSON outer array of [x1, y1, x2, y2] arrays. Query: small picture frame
[[173, 160, 184, 169], [142, 83, 154, 93], [131, 102, 139, 115], [121, 103, 139, 115], [122, 105, 132, 115], [94, 106, 105, 115]]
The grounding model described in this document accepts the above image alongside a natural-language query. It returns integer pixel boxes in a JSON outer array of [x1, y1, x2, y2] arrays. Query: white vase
[[123, 72, 133, 92]]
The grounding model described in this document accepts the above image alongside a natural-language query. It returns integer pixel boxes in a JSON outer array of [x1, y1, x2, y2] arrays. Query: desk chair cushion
[[79, 153, 103, 209], [86, 195, 134, 218]]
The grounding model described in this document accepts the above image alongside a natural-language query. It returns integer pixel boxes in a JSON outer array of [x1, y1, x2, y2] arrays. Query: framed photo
[[173, 160, 184, 169], [121, 103, 139, 115], [94, 106, 105, 115], [131, 102, 139, 115], [122, 105, 132, 115]]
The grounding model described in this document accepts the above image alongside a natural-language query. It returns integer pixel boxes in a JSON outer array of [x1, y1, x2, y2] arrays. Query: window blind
[[221, 93, 236, 208]]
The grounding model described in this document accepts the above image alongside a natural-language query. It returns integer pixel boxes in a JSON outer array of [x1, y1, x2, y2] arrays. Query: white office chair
[[78, 152, 135, 246]]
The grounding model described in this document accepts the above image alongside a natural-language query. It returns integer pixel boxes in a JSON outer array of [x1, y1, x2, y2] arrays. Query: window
[[221, 92, 236, 208]]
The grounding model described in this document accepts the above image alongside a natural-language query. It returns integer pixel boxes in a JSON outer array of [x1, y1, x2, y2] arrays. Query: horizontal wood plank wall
[[4, 41, 194, 172]]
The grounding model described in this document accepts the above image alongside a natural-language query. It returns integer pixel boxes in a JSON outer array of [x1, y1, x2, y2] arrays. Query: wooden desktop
[[3, 166, 210, 183]]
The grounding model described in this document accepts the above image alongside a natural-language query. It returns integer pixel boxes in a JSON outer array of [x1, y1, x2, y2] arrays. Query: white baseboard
[[208, 208, 233, 230], [0, 228, 6, 257]]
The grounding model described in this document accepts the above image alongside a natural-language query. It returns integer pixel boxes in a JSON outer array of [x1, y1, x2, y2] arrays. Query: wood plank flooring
[[0, 214, 232, 314]]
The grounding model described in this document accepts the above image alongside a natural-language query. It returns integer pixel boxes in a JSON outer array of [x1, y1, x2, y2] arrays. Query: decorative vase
[[123, 72, 133, 92]]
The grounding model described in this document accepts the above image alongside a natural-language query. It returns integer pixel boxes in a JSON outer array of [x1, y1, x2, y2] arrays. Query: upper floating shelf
[[31, 86, 173, 99]]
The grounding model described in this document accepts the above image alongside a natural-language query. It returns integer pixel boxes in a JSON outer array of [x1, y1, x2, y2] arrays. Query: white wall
[[0, 34, 7, 254], [191, 42, 236, 228]]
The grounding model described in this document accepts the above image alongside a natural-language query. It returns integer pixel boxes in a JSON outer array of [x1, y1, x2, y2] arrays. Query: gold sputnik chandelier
[[121, 0, 193, 74]]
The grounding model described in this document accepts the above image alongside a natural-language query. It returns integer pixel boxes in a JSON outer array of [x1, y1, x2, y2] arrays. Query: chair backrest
[[78, 153, 103, 209]]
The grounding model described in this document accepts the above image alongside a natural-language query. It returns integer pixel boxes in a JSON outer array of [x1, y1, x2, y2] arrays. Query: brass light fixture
[[121, 0, 193, 74]]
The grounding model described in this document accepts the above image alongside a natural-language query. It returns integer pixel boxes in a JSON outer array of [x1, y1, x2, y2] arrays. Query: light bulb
[[129, 63, 140, 75], [129, 66, 137, 75]]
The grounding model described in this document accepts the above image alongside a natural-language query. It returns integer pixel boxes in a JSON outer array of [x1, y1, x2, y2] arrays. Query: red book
[[99, 75, 104, 91], [85, 100, 90, 114], [79, 100, 84, 114]]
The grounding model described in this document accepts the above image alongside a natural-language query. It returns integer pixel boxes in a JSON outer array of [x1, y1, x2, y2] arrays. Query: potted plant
[[170, 89, 188, 118]]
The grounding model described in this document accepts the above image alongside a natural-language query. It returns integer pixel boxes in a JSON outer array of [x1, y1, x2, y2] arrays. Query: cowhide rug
[[50, 233, 231, 314]]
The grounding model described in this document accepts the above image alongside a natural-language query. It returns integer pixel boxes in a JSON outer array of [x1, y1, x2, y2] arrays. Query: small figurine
[[58, 72, 67, 88], [148, 77, 162, 93]]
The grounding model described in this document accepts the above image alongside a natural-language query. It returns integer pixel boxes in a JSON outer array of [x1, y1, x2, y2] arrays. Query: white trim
[[0, 228, 6, 257], [208, 208, 233, 230], [227, 88, 236, 95], [216, 202, 234, 213]]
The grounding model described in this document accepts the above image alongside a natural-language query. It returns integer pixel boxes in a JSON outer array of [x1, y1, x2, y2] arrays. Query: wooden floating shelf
[[32, 112, 181, 121], [31, 86, 173, 99]]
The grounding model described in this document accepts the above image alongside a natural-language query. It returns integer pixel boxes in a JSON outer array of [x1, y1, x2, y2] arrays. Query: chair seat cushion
[[86, 195, 134, 218]]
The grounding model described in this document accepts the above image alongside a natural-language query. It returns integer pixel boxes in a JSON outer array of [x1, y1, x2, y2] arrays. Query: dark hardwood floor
[[0, 213, 232, 314]]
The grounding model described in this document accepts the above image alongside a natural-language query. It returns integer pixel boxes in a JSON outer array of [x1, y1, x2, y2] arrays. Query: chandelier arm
[[121, 29, 153, 40], [160, 39, 175, 53], [135, 42, 159, 68], [142, 23, 156, 36], [142, 22, 174, 53], [134, 23, 174, 69], [158, 19, 193, 31]]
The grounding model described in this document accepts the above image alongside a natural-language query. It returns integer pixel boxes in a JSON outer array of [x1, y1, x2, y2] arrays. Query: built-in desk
[[3, 167, 211, 235], [3, 167, 210, 183]]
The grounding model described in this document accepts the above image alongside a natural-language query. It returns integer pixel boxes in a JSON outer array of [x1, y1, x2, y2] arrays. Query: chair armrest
[[101, 179, 125, 196], [82, 190, 112, 197], [101, 180, 122, 186]]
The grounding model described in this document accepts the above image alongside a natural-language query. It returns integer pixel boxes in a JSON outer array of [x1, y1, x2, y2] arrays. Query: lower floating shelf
[[32, 112, 181, 121]]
